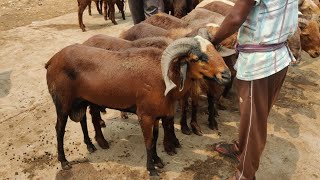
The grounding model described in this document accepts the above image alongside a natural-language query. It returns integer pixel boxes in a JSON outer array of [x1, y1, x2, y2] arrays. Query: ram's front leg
[[152, 120, 164, 169], [139, 115, 159, 176], [163, 116, 181, 155], [190, 96, 203, 136], [208, 93, 218, 130], [180, 96, 192, 135]]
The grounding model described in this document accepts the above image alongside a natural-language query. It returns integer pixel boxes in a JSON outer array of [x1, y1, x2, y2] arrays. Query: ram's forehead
[[194, 36, 212, 52]]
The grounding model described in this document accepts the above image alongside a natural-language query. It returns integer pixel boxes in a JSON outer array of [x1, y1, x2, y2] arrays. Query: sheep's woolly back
[[196, 0, 235, 8], [144, 13, 188, 30], [183, 9, 225, 27], [132, 37, 173, 49], [168, 28, 193, 39], [120, 23, 168, 41]]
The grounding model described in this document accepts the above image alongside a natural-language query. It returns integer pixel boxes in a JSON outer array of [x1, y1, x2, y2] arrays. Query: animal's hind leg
[[90, 106, 109, 149], [56, 113, 71, 170], [139, 115, 158, 176], [116, 0, 125, 20], [103, 0, 108, 20], [80, 114, 97, 153], [163, 117, 181, 156], [152, 120, 164, 169], [89, 106, 106, 127], [88, 1, 92, 15], [108, 2, 118, 25], [78, 4, 87, 31], [95, 0, 102, 14]]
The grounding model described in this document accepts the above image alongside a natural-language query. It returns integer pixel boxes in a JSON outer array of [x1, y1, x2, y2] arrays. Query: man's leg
[[128, 0, 145, 24], [235, 67, 288, 179]]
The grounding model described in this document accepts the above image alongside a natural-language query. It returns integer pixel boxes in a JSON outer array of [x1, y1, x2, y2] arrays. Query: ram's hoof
[[191, 122, 203, 136], [209, 123, 218, 131], [154, 158, 164, 169], [173, 139, 181, 148], [165, 147, 177, 156], [96, 138, 109, 149], [61, 161, 72, 170], [181, 125, 192, 135], [149, 169, 159, 176], [87, 144, 97, 153]]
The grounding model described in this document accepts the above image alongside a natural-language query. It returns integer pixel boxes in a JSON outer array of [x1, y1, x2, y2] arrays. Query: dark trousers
[[128, 0, 164, 24], [235, 67, 288, 179]]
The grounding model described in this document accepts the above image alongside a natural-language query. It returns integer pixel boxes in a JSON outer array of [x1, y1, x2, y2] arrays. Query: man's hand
[[211, 0, 256, 45]]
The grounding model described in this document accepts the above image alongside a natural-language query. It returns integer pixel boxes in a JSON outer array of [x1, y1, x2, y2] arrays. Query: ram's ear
[[217, 45, 236, 57], [179, 62, 188, 92]]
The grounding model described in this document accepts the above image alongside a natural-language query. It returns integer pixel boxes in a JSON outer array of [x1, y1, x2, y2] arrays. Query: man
[[128, 0, 164, 24], [211, 0, 298, 179]]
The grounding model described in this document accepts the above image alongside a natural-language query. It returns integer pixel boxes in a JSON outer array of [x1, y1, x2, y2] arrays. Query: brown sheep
[[119, 22, 193, 41], [143, 13, 189, 30], [77, 0, 125, 31], [103, 0, 126, 25], [180, 24, 238, 135], [141, 12, 229, 44], [196, 0, 235, 8], [201, 1, 233, 16], [288, 27, 302, 62], [180, 53, 237, 135], [88, 0, 103, 15], [82, 35, 172, 147], [83, 34, 172, 50], [45, 36, 231, 176], [181, 8, 225, 27], [298, 18, 320, 58]]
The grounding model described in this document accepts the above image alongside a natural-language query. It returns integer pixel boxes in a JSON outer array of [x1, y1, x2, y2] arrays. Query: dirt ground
[[1, 0, 320, 179]]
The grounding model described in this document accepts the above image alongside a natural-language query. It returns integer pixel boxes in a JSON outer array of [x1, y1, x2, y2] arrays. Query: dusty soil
[[1, 0, 320, 180]]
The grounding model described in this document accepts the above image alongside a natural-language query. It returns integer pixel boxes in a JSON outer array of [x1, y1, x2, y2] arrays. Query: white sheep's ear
[[216, 45, 236, 57], [179, 63, 188, 92]]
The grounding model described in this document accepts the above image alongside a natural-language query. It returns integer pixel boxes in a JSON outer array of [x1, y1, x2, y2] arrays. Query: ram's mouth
[[205, 69, 231, 85]]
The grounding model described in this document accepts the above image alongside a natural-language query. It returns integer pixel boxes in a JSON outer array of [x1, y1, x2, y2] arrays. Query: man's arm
[[211, 0, 256, 45]]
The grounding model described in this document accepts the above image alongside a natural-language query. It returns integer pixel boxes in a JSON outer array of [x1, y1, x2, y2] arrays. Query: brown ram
[[143, 13, 189, 30], [82, 35, 172, 147], [119, 22, 193, 41], [77, 0, 125, 31], [298, 18, 320, 58], [46, 36, 231, 176]]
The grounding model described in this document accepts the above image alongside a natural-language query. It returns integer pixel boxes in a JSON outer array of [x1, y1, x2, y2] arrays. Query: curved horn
[[298, 17, 310, 26], [197, 28, 210, 40], [161, 37, 199, 96]]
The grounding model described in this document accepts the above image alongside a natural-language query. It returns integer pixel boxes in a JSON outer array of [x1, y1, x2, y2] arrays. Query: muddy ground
[[1, 0, 320, 179]]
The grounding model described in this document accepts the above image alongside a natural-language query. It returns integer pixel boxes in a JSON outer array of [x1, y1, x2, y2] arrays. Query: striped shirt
[[234, 0, 298, 81]]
